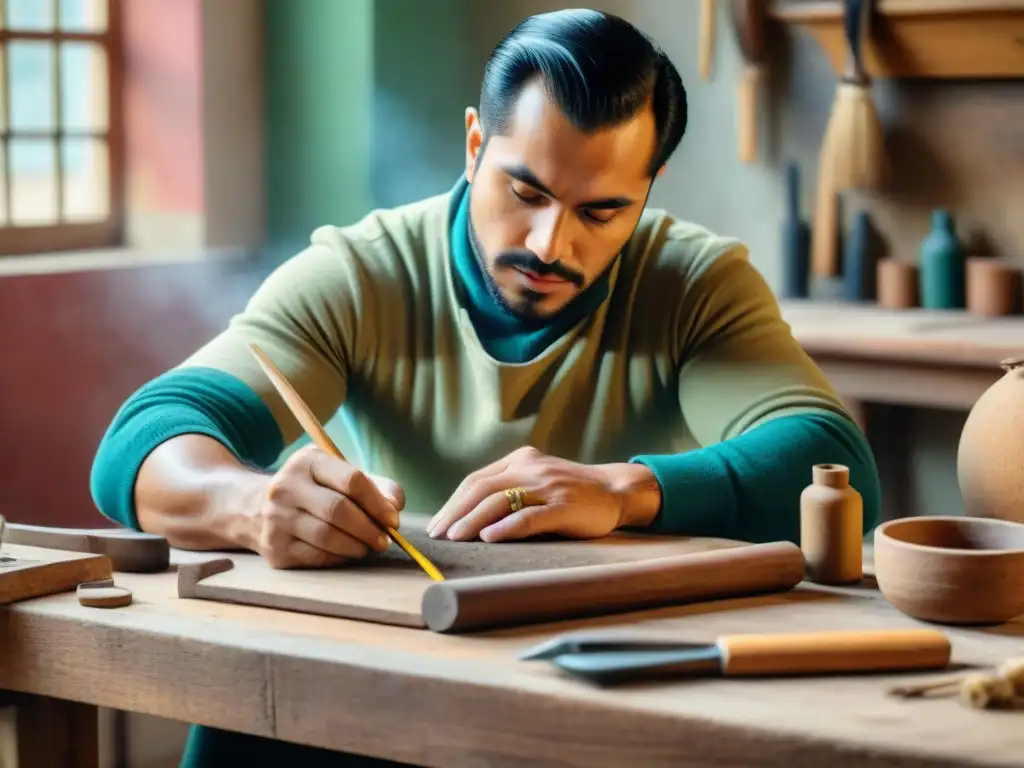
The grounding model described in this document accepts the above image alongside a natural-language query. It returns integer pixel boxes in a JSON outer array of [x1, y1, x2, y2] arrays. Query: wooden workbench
[[779, 299, 1023, 411], [0, 547, 1022, 767]]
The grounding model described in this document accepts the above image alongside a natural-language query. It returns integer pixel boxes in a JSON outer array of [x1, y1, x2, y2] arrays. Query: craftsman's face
[[465, 79, 659, 320]]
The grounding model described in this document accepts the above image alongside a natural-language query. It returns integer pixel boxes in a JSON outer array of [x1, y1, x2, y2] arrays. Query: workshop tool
[[420, 540, 805, 633], [248, 343, 444, 582], [729, 0, 766, 164], [0, 520, 169, 573], [699, 0, 716, 81], [520, 628, 952, 686]]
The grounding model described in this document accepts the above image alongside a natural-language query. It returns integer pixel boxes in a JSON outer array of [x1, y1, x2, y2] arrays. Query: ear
[[465, 107, 483, 183], [656, 164, 667, 177]]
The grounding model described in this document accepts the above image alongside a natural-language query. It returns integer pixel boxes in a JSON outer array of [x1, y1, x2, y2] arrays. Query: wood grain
[[0, 545, 112, 606], [177, 519, 755, 629], [2, 549, 1022, 767]]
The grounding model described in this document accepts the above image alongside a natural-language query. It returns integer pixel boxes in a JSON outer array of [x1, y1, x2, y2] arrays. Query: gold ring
[[504, 486, 527, 512]]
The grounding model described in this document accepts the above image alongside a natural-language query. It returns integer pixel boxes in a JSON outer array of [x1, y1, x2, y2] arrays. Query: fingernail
[[377, 533, 389, 550], [447, 524, 464, 541]]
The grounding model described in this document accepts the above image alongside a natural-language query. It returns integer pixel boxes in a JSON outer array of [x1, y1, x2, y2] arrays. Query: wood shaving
[[959, 673, 1016, 710]]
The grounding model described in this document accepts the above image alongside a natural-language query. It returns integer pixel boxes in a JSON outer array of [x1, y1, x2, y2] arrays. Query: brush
[[818, 0, 888, 191], [248, 343, 444, 582]]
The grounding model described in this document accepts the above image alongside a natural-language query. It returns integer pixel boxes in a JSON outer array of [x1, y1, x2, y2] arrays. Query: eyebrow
[[502, 164, 635, 210]]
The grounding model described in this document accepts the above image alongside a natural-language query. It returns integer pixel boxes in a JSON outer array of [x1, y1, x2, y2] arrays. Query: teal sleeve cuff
[[630, 411, 881, 544], [89, 367, 285, 530]]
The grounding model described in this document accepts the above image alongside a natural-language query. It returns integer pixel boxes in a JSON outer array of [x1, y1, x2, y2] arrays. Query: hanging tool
[[248, 343, 444, 582], [699, 0, 717, 81], [521, 628, 952, 686], [729, 0, 766, 164]]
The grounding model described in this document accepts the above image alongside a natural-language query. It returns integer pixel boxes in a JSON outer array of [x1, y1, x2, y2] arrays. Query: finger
[[296, 483, 390, 552], [289, 511, 372, 560], [311, 458, 400, 529], [369, 473, 406, 511], [446, 489, 525, 541], [428, 454, 516, 532], [430, 473, 526, 539], [479, 504, 558, 543]]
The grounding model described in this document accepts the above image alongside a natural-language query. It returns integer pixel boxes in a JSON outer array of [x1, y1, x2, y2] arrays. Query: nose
[[524, 206, 573, 265]]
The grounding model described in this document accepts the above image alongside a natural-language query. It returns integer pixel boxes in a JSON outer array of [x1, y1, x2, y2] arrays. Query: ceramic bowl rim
[[875, 515, 1024, 557]]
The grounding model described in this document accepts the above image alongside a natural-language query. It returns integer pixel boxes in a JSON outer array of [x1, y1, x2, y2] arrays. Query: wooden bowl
[[873, 516, 1024, 625]]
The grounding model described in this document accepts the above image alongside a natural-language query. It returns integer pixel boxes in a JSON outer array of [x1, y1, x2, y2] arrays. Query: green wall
[[263, 0, 374, 260]]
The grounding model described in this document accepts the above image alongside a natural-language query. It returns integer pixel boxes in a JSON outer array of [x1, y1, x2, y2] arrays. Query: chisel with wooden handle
[[520, 628, 952, 686], [0, 515, 169, 573]]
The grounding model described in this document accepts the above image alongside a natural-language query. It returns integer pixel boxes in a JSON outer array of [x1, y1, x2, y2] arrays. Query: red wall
[[0, 259, 265, 528]]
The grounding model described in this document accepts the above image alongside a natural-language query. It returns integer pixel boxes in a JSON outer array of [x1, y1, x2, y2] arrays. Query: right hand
[[252, 444, 405, 569]]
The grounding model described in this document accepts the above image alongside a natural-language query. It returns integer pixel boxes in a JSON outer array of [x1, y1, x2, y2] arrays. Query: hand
[[426, 446, 661, 543], [251, 444, 405, 569]]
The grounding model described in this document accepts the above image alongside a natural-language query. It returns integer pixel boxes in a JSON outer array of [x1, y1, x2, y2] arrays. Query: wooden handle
[[421, 540, 805, 634], [699, 0, 716, 81], [718, 629, 952, 676], [737, 63, 762, 164], [810, 166, 840, 277], [3, 522, 169, 573]]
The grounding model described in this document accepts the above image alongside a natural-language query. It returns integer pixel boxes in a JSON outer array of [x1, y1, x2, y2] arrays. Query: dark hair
[[479, 9, 687, 177]]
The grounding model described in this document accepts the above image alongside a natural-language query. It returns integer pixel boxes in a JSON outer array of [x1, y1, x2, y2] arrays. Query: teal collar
[[449, 178, 612, 364]]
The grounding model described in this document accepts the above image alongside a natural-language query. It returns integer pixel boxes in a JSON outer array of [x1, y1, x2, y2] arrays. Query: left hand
[[427, 446, 640, 543]]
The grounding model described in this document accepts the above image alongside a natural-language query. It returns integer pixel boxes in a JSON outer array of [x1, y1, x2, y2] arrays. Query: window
[[0, 0, 121, 256]]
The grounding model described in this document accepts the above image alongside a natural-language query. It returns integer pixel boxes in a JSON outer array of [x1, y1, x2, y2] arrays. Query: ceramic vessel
[[873, 516, 1024, 625], [957, 357, 1024, 523], [918, 209, 965, 310], [780, 162, 810, 299], [876, 260, 917, 309], [965, 258, 1021, 317], [800, 464, 863, 585], [843, 211, 876, 302]]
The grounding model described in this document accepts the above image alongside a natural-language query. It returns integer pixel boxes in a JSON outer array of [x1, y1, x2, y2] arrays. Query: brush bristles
[[819, 82, 888, 191]]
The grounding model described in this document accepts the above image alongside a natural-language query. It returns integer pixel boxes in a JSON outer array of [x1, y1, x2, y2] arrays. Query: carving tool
[[248, 343, 444, 582], [520, 628, 952, 686]]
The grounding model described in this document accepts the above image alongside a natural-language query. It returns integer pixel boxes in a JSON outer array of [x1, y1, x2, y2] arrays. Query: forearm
[[629, 411, 881, 544], [134, 434, 269, 550], [89, 367, 286, 546]]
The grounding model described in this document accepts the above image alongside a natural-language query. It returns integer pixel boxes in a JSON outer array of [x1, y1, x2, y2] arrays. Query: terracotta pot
[[966, 257, 1021, 317], [957, 357, 1024, 523], [875, 260, 918, 309], [874, 516, 1024, 625]]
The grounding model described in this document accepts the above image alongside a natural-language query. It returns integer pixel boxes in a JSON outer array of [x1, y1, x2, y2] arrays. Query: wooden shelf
[[768, 1, 1024, 79]]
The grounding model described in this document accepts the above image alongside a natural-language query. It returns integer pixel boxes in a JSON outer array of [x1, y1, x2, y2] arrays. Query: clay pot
[[874, 516, 1024, 625], [966, 258, 1021, 317], [876, 260, 918, 309], [800, 464, 863, 585], [957, 357, 1024, 524]]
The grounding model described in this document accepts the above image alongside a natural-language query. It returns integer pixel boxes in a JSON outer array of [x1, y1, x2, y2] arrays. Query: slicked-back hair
[[478, 9, 687, 177]]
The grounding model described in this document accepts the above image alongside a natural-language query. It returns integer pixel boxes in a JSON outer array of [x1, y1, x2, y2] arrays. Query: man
[[92, 9, 880, 766]]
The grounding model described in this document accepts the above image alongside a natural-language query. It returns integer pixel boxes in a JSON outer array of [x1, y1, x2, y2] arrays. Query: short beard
[[467, 215, 551, 322]]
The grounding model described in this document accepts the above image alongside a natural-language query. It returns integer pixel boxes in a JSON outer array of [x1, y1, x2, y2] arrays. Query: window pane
[[10, 137, 57, 225], [0, 45, 6, 131], [59, 0, 107, 32], [5, 0, 54, 31], [0, 145, 7, 225], [61, 43, 107, 132], [62, 136, 107, 222], [10, 42, 56, 131]]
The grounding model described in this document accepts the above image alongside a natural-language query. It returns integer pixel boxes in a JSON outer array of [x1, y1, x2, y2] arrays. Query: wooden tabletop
[[779, 300, 1024, 369], [1, 547, 1022, 767]]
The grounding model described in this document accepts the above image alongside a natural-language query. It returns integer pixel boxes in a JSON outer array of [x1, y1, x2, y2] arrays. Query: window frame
[[0, 0, 123, 257]]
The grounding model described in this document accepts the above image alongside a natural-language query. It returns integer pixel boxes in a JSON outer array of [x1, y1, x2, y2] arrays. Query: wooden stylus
[[248, 343, 445, 582]]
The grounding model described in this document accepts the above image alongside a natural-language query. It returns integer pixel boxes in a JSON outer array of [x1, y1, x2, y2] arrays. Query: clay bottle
[[919, 209, 965, 310], [800, 464, 863, 585]]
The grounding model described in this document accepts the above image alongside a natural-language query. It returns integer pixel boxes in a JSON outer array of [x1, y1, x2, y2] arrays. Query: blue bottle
[[919, 209, 964, 310]]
